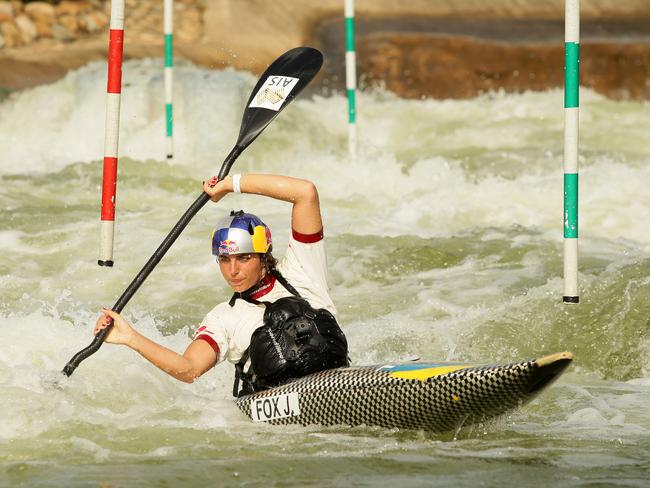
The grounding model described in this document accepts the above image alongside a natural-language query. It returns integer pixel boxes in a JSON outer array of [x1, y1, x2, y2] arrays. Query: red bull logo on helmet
[[265, 226, 272, 246], [219, 239, 240, 254]]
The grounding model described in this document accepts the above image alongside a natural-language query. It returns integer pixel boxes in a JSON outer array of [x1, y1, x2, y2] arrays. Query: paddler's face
[[217, 253, 265, 292]]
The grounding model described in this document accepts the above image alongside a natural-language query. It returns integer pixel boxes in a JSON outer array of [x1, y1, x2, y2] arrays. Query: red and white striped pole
[[99, 0, 125, 267]]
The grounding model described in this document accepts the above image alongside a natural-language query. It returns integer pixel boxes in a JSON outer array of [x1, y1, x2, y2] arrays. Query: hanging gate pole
[[164, 0, 174, 159], [99, 0, 126, 267], [344, 0, 357, 156], [563, 0, 580, 303]]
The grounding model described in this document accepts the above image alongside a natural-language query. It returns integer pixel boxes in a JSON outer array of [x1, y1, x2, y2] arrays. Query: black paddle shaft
[[61, 47, 323, 377]]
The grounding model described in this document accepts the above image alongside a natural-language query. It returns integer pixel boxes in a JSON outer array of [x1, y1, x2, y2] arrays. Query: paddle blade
[[236, 47, 323, 149]]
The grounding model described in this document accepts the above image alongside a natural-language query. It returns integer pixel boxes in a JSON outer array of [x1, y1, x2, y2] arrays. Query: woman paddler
[[94, 173, 349, 396]]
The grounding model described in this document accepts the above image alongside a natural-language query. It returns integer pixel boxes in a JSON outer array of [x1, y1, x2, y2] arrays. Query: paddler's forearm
[[127, 331, 200, 383], [237, 173, 323, 234], [236, 173, 315, 203]]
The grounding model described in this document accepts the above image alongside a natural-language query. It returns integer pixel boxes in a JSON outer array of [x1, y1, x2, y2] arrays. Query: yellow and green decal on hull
[[379, 363, 475, 381]]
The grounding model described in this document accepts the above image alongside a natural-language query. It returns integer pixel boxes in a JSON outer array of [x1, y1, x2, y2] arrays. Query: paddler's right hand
[[203, 176, 232, 203], [94, 308, 136, 345]]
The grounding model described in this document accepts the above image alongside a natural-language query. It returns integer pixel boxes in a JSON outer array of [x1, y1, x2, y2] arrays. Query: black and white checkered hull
[[235, 352, 573, 432]]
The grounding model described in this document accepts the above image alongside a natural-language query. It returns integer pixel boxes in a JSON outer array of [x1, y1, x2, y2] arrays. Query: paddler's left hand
[[203, 176, 231, 203]]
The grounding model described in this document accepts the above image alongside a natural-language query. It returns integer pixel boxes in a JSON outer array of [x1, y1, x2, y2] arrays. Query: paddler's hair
[[260, 251, 277, 273]]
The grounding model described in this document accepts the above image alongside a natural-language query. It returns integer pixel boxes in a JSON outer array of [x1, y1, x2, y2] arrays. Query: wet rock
[[354, 32, 650, 101], [316, 16, 650, 101], [0, 33, 4, 49], [582, 42, 650, 100], [15, 15, 38, 44]]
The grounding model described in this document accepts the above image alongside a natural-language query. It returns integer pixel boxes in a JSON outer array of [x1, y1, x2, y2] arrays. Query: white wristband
[[232, 174, 242, 194]]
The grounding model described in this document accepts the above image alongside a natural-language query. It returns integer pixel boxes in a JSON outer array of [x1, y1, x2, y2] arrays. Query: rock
[[2, 0, 650, 100], [182, 8, 201, 23], [10, 1, 22, 16], [139, 32, 159, 43], [178, 21, 201, 42], [1, 21, 23, 47], [15, 15, 38, 43], [78, 15, 90, 33], [353, 32, 650, 101], [35, 18, 54, 38], [57, 1, 93, 16], [58, 14, 80, 35], [25, 2, 56, 22], [582, 42, 650, 100], [0, 3, 14, 23], [80, 11, 108, 33], [51, 23, 73, 42]]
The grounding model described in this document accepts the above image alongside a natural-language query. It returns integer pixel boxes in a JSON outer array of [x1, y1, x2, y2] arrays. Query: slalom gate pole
[[164, 0, 174, 159], [99, 0, 126, 267], [563, 0, 580, 303], [345, 0, 357, 156]]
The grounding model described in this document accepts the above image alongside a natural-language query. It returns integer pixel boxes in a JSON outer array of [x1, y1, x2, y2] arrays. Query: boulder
[[178, 22, 201, 42], [0, 3, 14, 23], [51, 23, 73, 42], [10, 1, 22, 16], [15, 15, 38, 44], [34, 19, 54, 38], [0, 20, 22, 47], [57, 1, 93, 16], [80, 11, 108, 33], [353, 32, 650, 101], [58, 14, 80, 35], [24, 2, 56, 22]]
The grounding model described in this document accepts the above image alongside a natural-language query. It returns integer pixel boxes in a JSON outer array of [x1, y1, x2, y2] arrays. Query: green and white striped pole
[[345, 0, 357, 156], [164, 0, 173, 159], [563, 0, 579, 303]]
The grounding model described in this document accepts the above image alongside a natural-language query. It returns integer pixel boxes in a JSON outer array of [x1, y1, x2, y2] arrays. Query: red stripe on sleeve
[[292, 228, 324, 243], [195, 334, 220, 359]]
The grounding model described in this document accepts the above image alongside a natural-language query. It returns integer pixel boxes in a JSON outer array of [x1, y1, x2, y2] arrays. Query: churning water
[[1, 59, 649, 487]]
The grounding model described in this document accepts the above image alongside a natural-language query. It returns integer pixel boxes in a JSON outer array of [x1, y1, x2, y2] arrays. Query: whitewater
[[1, 59, 649, 487]]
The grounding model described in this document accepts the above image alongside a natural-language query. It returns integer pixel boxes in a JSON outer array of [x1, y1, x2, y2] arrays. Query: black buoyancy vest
[[232, 270, 349, 397]]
